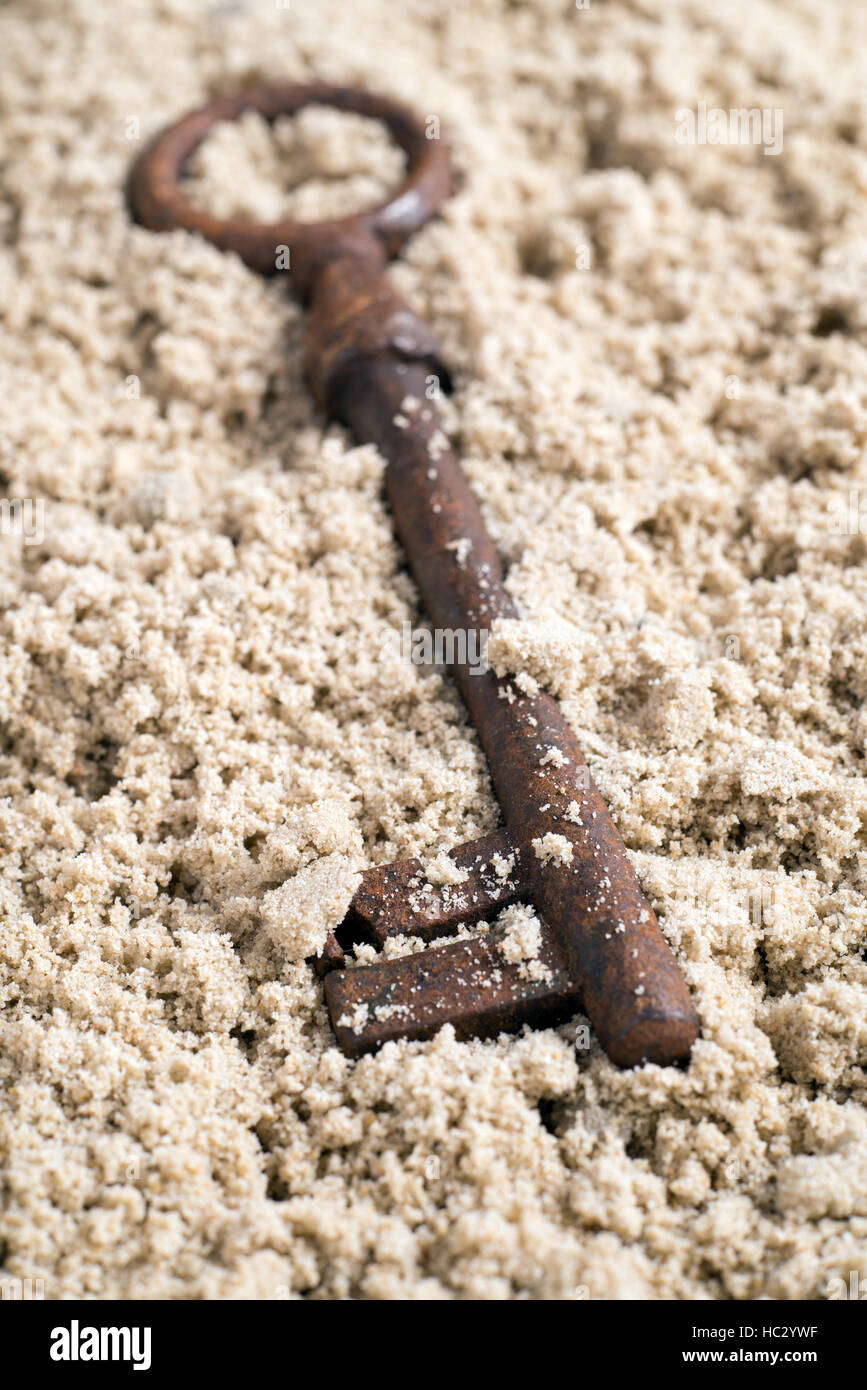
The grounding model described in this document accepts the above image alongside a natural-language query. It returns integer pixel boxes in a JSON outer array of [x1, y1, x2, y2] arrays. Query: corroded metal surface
[[350, 829, 520, 945], [127, 81, 452, 297], [326, 923, 582, 1056], [314, 830, 519, 979], [303, 253, 452, 415], [129, 83, 699, 1068]]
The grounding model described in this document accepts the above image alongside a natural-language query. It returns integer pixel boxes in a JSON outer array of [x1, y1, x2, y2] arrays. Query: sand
[[2, 0, 867, 1300]]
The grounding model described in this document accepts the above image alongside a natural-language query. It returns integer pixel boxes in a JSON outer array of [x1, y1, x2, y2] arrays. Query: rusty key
[[129, 82, 698, 1067]]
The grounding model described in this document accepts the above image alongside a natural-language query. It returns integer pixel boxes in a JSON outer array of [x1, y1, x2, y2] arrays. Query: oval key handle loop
[[127, 82, 452, 295]]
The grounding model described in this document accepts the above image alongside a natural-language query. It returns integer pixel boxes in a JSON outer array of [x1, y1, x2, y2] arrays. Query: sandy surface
[[2, 0, 867, 1300]]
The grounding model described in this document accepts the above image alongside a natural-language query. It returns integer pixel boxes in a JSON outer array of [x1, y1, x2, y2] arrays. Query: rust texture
[[129, 82, 699, 1068], [327, 925, 582, 1055], [127, 81, 452, 298], [350, 829, 520, 946]]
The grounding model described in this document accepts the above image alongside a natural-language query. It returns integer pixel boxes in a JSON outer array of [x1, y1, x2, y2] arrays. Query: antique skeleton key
[[129, 82, 698, 1067]]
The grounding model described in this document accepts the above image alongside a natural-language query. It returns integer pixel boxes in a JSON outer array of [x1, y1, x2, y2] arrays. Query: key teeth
[[313, 826, 521, 978], [349, 827, 521, 944], [315, 824, 698, 1068], [324, 922, 583, 1058]]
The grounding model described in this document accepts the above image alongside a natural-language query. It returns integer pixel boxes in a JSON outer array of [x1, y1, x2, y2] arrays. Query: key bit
[[349, 828, 520, 945], [314, 830, 519, 976], [326, 919, 581, 1056]]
